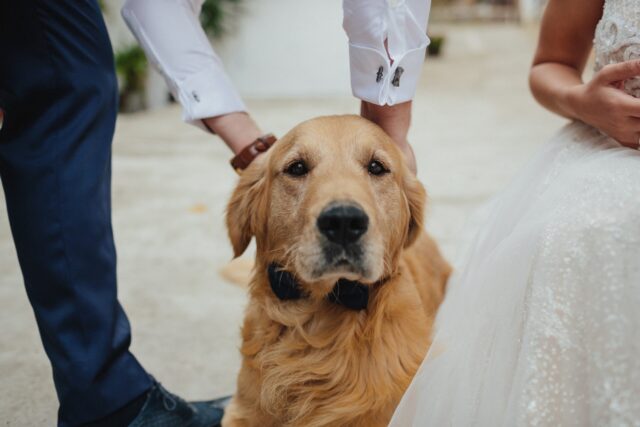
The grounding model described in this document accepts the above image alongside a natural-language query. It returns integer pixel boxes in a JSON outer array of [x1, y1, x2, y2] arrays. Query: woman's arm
[[529, 0, 603, 119], [529, 0, 640, 147]]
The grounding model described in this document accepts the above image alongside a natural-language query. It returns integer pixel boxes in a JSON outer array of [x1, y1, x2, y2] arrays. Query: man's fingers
[[596, 60, 640, 84]]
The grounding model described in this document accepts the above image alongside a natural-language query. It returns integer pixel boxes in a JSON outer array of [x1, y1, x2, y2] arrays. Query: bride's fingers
[[615, 127, 640, 148], [621, 96, 640, 118], [596, 60, 640, 85], [628, 116, 640, 129], [634, 125, 640, 149], [617, 139, 639, 149]]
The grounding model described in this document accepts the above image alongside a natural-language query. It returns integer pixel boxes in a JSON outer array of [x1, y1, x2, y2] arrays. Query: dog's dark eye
[[285, 160, 309, 177], [368, 160, 388, 176]]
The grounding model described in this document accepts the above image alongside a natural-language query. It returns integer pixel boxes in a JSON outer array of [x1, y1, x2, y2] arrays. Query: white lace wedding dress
[[390, 1, 640, 425]]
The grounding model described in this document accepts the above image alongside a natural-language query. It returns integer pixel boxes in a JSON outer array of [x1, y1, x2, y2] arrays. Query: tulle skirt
[[390, 122, 640, 426]]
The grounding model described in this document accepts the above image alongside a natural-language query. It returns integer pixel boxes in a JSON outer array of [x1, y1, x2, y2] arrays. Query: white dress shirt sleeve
[[343, 0, 431, 106], [121, 0, 246, 129], [122, 0, 430, 129]]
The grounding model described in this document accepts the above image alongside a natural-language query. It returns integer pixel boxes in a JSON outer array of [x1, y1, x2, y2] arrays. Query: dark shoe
[[128, 380, 230, 427]]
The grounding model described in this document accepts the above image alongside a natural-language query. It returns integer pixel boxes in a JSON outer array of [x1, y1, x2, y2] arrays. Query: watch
[[230, 133, 277, 173]]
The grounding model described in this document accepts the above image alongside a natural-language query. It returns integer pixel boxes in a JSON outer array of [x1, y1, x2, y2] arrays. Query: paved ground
[[0, 23, 566, 425]]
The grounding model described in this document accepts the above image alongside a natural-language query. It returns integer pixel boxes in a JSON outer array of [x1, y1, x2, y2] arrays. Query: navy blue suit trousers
[[0, 1, 152, 425]]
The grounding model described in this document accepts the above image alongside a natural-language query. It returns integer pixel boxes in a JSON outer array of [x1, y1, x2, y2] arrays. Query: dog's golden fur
[[222, 115, 450, 427]]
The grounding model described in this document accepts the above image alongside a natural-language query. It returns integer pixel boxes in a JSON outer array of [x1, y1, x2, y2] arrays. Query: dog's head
[[226, 115, 425, 297]]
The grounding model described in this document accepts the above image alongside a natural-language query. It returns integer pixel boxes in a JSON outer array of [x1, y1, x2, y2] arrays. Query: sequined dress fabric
[[390, 1, 640, 425], [595, 0, 640, 97]]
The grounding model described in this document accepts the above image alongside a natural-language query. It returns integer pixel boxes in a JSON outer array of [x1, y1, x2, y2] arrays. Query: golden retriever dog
[[222, 115, 450, 427]]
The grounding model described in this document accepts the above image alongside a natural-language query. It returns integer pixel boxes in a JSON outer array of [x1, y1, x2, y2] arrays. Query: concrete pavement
[[0, 23, 565, 425]]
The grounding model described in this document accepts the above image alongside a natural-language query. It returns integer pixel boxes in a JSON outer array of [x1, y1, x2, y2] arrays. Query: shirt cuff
[[175, 67, 247, 131], [348, 38, 429, 106]]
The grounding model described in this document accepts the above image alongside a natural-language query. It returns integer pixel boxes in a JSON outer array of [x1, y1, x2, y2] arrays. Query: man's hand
[[360, 100, 417, 173]]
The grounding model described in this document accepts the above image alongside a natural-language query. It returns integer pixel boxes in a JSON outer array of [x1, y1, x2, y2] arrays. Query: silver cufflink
[[392, 67, 404, 87], [376, 66, 384, 83]]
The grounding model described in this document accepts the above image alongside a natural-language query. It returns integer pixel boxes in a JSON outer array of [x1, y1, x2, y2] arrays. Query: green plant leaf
[[200, 0, 243, 39]]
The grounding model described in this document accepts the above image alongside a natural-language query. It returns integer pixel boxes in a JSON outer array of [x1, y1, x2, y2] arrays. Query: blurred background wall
[[214, 0, 351, 98]]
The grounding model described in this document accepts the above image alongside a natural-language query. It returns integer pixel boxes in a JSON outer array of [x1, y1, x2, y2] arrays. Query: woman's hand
[[566, 60, 640, 148]]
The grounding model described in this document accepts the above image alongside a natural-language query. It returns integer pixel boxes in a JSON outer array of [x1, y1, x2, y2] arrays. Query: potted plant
[[115, 45, 148, 112], [427, 34, 446, 57], [200, 0, 243, 38]]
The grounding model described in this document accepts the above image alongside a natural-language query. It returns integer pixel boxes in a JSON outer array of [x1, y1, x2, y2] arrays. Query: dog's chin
[[293, 239, 386, 289], [294, 256, 382, 286]]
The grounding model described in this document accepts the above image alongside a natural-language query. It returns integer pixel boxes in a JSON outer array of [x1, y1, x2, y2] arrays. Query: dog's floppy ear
[[403, 170, 426, 248], [226, 162, 267, 257]]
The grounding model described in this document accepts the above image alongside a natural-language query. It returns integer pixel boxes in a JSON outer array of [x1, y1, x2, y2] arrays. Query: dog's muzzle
[[314, 202, 369, 276]]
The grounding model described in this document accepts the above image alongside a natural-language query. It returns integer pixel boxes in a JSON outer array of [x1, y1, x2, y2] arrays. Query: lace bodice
[[594, 0, 640, 97]]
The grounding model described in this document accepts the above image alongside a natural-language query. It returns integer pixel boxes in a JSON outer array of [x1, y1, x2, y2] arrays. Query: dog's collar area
[[267, 263, 388, 311]]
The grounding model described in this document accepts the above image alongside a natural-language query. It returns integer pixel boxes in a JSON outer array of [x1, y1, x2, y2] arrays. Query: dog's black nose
[[317, 204, 369, 245]]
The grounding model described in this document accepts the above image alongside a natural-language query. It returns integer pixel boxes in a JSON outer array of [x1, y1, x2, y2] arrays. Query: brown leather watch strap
[[230, 133, 277, 173]]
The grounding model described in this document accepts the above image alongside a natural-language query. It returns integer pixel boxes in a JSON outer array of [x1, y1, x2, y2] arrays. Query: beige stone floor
[[0, 23, 565, 425]]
